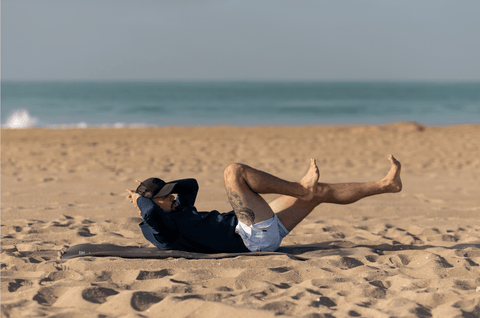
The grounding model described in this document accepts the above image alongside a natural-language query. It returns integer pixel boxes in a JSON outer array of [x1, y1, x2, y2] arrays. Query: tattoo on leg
[[236, 207, 255, 226], [226, 188, 255, 225]]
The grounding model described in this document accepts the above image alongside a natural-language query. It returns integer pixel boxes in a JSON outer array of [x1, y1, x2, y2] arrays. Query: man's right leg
[[224, 159, 319, 225], [273, 155, 402, 231]]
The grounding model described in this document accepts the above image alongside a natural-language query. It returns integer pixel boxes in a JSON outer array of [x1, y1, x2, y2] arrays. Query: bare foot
[[382, 155, 402, 193], [298, 158, 320, 201]]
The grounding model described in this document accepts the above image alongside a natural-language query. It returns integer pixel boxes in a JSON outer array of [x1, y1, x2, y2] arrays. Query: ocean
[[2, 81, 479, 128]]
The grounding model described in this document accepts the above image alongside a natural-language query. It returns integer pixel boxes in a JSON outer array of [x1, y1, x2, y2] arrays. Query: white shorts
[[235, 214, 289, 252]]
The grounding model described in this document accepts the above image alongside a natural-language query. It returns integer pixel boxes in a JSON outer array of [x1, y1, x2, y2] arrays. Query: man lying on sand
[[126, 156, 402, 253]]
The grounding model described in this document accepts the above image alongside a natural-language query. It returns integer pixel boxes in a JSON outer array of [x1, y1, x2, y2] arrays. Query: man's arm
[[168, 178, 199, 207], [137, 196, 179, 241], [126, 188, 179, 241]]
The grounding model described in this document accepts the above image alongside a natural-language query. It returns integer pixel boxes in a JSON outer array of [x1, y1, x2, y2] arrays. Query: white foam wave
[[2, 111, 151, 129], [3, 110, 39, 128]]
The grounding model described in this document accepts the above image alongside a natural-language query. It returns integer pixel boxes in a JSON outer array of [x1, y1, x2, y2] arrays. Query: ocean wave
[[3, 110, 39, 128], [1, 110, 153, 129]]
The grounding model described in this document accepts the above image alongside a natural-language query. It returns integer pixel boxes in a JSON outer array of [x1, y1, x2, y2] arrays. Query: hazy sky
[[2, 0, 480, 81]]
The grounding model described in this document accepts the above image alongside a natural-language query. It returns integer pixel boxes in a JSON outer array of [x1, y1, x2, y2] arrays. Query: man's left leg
[[272, 155, 402, 231], [224, 159, 320, 226]]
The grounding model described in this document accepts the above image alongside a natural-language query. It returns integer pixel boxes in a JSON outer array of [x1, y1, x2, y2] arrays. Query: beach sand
[[2, 123, 480, 317]]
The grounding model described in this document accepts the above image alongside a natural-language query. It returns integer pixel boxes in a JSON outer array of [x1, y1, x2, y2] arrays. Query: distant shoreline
[[2, 121, 480, 130]]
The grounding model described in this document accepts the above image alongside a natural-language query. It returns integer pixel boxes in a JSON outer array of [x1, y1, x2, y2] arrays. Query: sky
[[2, 0, 480, 81]]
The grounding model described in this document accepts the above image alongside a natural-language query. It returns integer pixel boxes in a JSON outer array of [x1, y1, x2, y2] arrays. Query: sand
[[1, 122, 480, 317]]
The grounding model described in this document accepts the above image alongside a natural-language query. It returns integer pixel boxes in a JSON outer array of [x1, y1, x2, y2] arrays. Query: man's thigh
[[224, 165, 274, 225]]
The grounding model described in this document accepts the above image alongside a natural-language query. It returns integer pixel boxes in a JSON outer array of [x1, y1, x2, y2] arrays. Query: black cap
[[135, 178, 176, 199]]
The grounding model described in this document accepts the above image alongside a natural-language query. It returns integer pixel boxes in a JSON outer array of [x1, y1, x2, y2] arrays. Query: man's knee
[[224, 163, 247, 182]]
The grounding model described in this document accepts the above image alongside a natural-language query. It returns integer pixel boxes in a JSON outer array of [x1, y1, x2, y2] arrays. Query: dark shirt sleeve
[[137, 196, 179, 241], [168, 178, 199, 207]]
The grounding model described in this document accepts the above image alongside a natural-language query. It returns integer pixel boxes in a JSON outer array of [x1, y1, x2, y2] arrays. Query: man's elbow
[[188, 178, 199, 187]]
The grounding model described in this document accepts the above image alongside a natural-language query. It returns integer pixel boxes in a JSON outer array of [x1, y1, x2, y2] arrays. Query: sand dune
[[2, 123, 480, 317]]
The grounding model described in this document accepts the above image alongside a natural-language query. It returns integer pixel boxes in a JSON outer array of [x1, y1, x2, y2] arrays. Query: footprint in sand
[[453, 280, 477, 291], [441, 234, 459, 242], [389, 254, 412, 266], [77, 227, 95, 237], [384, 298, 432, 317], [7, 279, 34, 292], [44, 271, 84, 282], [269, 266, 293, 273], [82, 287, 119, 304], [329, 257, 364, 270], [33, 286, 70, 306], [130, 291, 164, 311], [262, 301, 298, 315], [455, 248, 480, 258], [136, 269, 174, 280]]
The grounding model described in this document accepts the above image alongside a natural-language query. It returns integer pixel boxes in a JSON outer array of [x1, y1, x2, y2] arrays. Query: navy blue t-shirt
[[137, 178, 249, 253]]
